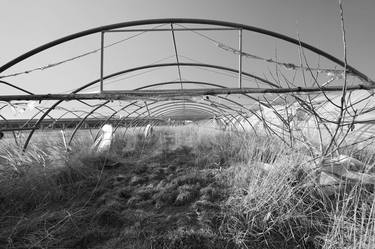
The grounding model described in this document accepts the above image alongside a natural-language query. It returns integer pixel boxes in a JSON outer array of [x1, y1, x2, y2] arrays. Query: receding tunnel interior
[[0, 19, 374, 153]]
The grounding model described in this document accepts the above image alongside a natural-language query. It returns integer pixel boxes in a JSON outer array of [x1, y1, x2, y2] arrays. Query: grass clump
[[0, 126, 375, 248]]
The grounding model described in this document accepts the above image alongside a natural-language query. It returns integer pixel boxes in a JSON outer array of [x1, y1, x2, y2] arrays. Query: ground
[[0, 127, 374, 248]]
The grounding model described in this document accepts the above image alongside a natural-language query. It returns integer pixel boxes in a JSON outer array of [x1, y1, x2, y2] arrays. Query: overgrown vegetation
[[0, 126, 374, 248]]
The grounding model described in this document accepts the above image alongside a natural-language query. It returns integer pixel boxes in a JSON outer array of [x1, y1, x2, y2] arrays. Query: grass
[[0, 125, 374, 248]]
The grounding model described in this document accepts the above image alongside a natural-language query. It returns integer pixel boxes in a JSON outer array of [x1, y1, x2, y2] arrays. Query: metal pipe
[[100, 32, 105, 93], [0, 18, 371, 84], [105, 28, 238, 32], [1, 84, 373, 102], [130, 101, 236, 131], [238, 29, 243, 88], [170, 24, 183, 87], [68, 100, 110, 145], [129, 105, 221, 134], [123, 101, 224, 129], [93, 101, 139, 141], [0, 80, 34, 95]]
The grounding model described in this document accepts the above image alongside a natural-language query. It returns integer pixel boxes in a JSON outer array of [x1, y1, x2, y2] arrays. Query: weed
[[1, 126, 375, 248]]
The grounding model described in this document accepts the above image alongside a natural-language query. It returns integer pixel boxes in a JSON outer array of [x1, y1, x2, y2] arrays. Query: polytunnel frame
[[126, 101, 241, 134], [99, 80, 259, 136], [0, 18, 371, 82], [66, 80, 247, 146], [0, 18, 373, 151], [13, 62, 273, 150], [115, 101, 233, 136], [24, 66, 264, 149], [103, 78, 269, 140]]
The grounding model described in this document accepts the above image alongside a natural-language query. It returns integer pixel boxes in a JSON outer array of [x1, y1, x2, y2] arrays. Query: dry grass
[[0, 126, 374, 248]]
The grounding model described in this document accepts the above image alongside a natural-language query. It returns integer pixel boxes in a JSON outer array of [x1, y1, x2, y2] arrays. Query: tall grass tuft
[[0, 126, 375, 248]]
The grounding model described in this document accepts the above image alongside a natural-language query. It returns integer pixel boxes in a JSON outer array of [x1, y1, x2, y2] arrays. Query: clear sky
[[1, 0, 374, 91]]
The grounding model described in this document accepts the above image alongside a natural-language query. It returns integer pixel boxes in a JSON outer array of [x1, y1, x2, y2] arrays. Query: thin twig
[[325, 0, 349, 155]]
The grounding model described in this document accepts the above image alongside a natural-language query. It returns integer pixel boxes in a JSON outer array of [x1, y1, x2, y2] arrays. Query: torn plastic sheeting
[[91, 124, 113, 153]]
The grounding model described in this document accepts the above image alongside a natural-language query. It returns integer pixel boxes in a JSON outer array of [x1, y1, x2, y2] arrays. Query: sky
[[1, 0, 374, 89], [0, 0, 374, 120]]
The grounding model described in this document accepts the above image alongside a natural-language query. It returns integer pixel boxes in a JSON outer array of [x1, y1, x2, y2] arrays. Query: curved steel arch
[[15, 53, 305, 150], [128, 101, 225, 123], [0, 80, 34, 95], [96, 80, 260, 132], [151, 108, 229, 130], [132, 106, 230, 135], [200, 99, 247, 131], [215, 95, 258, 133], [113, 101, 158, 134], [118, 100, 231, 135], [155, 108, 215, 120], [146, 107, 217, 127], [93, 101, 140, 141], [21, 78, 262, 149], [63, 63, 278, 99], [5, 18, 373, 150], [69, 83, 239, 144], [153, 104, 247, 132], [128, 101, 241, 134], [141, 106, 218, 122], [155, 108, 242, 131], [134, 81, 264, 128], [129, 98, 237, 121], [20, 70, 251, 149], [96, 63, 279, 89], [0, 18, 371, 83], [117, 105, 205, 135], [63, 79, 257, 145], [68, 100, 110, 145]]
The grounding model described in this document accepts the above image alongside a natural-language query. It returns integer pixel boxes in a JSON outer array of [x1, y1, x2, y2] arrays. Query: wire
[[0, 24, 167, 79], [179, 54, 254, 82], [61, 54, 176, 93], [175, 23, 362, 81]]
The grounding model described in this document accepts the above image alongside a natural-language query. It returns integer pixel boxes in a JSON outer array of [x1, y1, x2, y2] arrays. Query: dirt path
[[0, 132, 232, 249], [71, 141, 230, 248]]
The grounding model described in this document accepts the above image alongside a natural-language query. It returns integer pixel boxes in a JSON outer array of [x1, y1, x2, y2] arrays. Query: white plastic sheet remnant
[[91, 124, 113, 153], [9, 101, 38, 115], [320, 155, 375, 185], [144, 124, 153, 138]]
